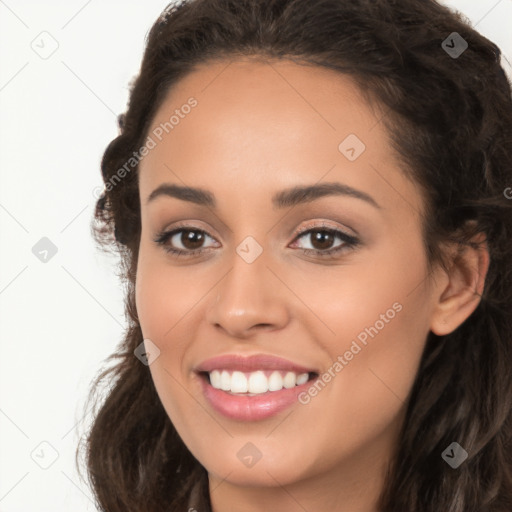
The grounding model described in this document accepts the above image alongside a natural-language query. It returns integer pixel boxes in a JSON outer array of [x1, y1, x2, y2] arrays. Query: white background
[[0, 1, 511, 510]]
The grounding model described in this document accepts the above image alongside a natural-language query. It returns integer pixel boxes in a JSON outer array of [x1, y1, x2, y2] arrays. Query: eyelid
[[289, 222, 359, 255], [154, 219, 359, 258], [293, 220, 356, 238], [160, 219, 355, 241], [156, 220, 220, 241], [154, 222, 219, 249]]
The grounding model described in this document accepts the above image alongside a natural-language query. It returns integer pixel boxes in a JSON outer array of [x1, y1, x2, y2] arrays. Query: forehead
[[138, 57, 423, 219], [145, 57, 384, 154]]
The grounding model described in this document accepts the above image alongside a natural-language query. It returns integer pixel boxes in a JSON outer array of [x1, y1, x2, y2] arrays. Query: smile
[[207, 369, 311, 394], [195, 354, 319, 421]]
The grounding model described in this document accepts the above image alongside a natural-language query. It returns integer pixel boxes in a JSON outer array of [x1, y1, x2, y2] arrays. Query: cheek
[[290, 231, 431, 355], [291, 235, 431, 426], [134, 258, 203, 436], [135, 251, 208, 342], [310, 305, 426, 471]]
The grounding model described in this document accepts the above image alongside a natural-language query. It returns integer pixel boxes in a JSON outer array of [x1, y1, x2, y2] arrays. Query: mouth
[[194, 354, 319, 421], [198, 369, 318, 395]]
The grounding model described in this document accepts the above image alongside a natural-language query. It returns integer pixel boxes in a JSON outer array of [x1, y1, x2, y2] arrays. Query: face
[[135, 58, 442, 503]]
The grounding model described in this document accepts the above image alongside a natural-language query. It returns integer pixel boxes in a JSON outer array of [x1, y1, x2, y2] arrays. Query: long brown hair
[[78, 1, 512, 510]]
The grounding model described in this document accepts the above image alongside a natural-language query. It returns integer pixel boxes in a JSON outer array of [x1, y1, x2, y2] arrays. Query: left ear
[[430, 230, 490, 336]]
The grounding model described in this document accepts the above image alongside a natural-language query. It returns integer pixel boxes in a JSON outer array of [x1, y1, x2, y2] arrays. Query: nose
[[205, 251, 290, 339]]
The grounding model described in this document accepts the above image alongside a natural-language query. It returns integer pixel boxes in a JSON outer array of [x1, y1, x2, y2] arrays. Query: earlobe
[[430, 232, 490, 336]]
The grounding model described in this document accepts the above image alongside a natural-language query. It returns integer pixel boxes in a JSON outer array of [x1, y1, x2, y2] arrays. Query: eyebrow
[[146, 182, 381, 210]]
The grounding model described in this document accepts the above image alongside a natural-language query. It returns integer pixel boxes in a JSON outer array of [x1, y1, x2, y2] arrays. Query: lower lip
[[199, 373, 317, 421]]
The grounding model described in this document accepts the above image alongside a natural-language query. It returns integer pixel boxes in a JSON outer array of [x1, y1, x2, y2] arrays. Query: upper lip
[[195, 354, 318, 374]]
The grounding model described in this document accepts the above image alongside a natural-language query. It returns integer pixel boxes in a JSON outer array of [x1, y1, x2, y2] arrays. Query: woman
[[79, 0, 512, 510]]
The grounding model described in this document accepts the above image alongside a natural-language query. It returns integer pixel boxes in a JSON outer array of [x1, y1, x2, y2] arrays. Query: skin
[[135, 57, 489, 512]]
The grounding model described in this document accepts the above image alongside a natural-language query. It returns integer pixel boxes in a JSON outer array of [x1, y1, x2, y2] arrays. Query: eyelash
[[153, 222, 360, 259]]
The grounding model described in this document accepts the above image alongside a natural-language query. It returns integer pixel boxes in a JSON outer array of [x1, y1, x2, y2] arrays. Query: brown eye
[[153, 224, 359, 259], [179, 229, 206, 250], [154, 227, 218, 256], [308, 230, 336, 251], [291, 226, 359, 258]]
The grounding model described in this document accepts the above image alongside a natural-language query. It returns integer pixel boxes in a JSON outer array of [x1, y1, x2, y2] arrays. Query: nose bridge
[[206, 237, 289, 336], [225, 242, 269, 299]]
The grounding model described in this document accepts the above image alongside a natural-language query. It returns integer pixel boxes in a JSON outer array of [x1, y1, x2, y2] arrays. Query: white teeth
[[268, 371, 283, 391], [220, 370, 231, 391], [231, 371, 248, 393], [283, 371, 297, 389], [248, 371, 268, 394], [210, 369, 221, 389], [208, 369, 310, 394], [296, 372, 309, 385]]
